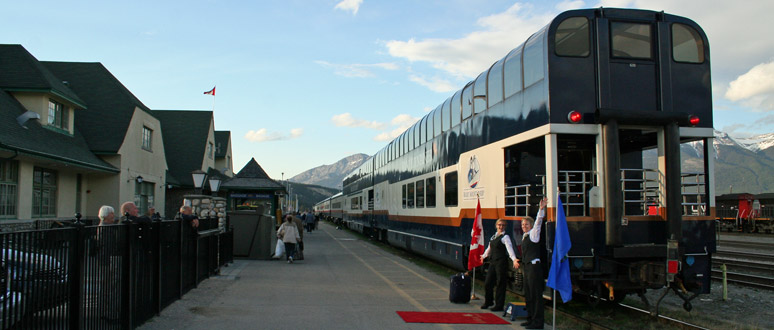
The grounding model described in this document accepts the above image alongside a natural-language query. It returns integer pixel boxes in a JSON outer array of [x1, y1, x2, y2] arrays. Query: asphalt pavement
[[137, 221, 535, 330]]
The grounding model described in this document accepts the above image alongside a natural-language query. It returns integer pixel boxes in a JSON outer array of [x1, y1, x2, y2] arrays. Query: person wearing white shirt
[[515, 198, 547, 329], [480, 218, 520, 311]]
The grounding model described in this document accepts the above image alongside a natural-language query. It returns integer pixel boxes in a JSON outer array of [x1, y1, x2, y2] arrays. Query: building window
[[208, 142, 214, 159], [142, 126, 153, 151], [47, 99, 68, 130], [33, 167, 57, 218], [134, 181, 154, 215], [0, 160, 19, 219], [444, 172, 458, 207]]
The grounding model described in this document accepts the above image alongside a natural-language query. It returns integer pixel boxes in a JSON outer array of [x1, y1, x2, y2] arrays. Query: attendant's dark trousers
[[523, 262, 544, 326], [483, 259, 508, 308]]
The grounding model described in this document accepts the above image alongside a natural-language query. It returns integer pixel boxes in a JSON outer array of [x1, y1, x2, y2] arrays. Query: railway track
[[711, 269, 774, 290]]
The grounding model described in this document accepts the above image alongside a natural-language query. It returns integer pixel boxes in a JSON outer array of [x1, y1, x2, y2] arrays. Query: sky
[[3, 0, 774, 180]]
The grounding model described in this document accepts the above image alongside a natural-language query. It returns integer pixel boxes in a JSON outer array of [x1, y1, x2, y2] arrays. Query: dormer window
[[142, 126, 153, 151], [48, 99, 68, 130]]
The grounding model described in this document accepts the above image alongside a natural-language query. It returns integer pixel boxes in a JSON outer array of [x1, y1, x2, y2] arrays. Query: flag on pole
[[468, 198, 485, 270], [547, 196, 573, 303], [203, 86, 216, 95]]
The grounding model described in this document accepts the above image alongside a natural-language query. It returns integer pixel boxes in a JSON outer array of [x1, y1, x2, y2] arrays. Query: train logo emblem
[[468, 156, 480, 188]]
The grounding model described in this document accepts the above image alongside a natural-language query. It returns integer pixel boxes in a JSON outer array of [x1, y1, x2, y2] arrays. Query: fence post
[[154, 219, 162, 315], [68, 216, 85, 329], [178, 214, 184, 299], [122, 223, 135, 329]]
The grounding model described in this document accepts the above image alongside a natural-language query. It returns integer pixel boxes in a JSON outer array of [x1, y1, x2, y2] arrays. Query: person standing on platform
[[515, 197, 547, 329], [480, 219, 520, 311], [277, 215, 301, 263], [119, 201, 151, 223], [179, 205, 200, 229]]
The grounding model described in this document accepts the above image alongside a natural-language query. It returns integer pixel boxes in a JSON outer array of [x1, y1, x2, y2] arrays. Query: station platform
[[138, 221, 538, 329]]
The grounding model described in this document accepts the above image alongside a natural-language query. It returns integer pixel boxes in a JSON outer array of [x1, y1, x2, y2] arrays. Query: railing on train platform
[[0, 216, 233, 329]]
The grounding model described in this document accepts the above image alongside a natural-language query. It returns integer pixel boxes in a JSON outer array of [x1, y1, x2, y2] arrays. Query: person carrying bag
[[277, 215, 301, 263]]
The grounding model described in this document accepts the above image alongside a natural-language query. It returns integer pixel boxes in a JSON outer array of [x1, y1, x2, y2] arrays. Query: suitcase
[[449, 273, 471, 303]]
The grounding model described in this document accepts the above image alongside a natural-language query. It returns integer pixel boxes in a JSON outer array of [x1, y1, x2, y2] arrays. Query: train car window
[[462, 82, 473, 120], [433, 104, 442, 137], [419, 117, 426, 146], [416, 180, 425, 208], [445, 171, 458, 207], [426, 177, 436, 208], [524, 34, 545, 87], [672, 23, 704, 63], [402, 184, 407, 208], [443, 97, 452, 131], [488, 59, 504, 105], [611, 22, 652, 59], [555, 17, 590, 57], [426, 112, 434, 142], [504, 47, 523, 98], [407, 182, 415, 208], [474, 71, 488, 114], [451, 91, 462, 127], [411, 120, 422, 150]]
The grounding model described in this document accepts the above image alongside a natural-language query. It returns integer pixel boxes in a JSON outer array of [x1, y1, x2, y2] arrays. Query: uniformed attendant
[[480, 218, 520, 311], [515, 198, 547, 329]]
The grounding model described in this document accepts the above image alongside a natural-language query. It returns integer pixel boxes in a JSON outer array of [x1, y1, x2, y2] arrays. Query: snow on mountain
[[735, 133, 774, 152]]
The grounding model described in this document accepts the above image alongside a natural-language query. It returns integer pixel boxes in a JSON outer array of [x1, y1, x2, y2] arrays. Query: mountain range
[[287, 130, 774, 208]]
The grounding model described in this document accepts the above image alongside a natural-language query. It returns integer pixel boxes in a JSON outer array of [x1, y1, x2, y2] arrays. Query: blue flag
[[547, 196, 572, 303]]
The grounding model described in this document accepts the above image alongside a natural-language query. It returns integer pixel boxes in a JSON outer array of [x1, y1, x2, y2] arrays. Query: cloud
[[725, 60, 774, 110], [334, 0, 362, 15], [244, 128, 303, 142], [373, 114, 420, 141], [385, 3, 552, 80], [408, 75, 457, 93], [555, 1, 586, 11], [331, 113, 386, 129], [315, 60, 399, 78]]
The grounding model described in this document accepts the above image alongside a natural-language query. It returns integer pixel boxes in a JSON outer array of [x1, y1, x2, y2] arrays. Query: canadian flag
[[203, 86, 216, 96], [468, 199, 485, 270]]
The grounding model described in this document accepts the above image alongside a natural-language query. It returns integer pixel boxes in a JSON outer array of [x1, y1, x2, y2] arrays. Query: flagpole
[[471, 267, 479, 300], [553, 288, 557, 329]]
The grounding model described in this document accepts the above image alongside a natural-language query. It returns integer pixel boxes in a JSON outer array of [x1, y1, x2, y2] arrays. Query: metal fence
[[0, 217, 233, 329]]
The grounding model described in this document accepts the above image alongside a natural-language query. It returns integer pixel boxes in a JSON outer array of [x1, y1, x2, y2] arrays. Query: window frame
[[610, 21, 654, 60], [142, 126, 153, 151], [0, 160, 19, 219], [32, 167, 57, 218], [554, 17, 591, 57], [671, 23, 705, 64]]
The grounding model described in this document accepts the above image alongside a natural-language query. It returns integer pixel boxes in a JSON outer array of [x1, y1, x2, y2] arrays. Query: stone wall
[[184, 194, 227, 232]]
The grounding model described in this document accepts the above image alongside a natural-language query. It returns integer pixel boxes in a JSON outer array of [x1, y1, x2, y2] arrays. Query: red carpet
[[396, 311, 510, 324]]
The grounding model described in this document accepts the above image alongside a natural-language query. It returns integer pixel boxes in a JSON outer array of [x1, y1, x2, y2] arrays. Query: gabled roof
[[41, 61, 152, 154], [0, 45, 86, 108], [0, 89, 117, 172], [221, 158, 283, 190], [214, 131, 230, 158], [153, 110, 213, 187]]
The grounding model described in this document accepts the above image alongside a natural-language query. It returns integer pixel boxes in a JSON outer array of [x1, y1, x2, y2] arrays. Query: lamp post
[[191, 169, 207, 195], [209, 177, 222, 196]]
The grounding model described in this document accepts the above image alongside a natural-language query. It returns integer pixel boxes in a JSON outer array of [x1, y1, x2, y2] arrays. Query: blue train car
[[337, 8, 715, 311]]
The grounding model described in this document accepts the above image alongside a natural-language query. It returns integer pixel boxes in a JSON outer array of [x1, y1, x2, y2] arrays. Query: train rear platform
[[138, 221, 535, 329]]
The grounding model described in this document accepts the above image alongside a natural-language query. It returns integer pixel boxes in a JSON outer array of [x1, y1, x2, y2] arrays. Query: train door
[[597, 15, 658, 112]]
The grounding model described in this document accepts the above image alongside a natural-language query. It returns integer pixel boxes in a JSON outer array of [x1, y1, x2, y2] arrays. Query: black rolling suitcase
[[449, 273, 471, 303]]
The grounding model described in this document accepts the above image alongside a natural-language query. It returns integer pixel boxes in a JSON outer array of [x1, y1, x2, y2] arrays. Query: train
[[316, 8, 715, 312], [716, 193, 774, 233]]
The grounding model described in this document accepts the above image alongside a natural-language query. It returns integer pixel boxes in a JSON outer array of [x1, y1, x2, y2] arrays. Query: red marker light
[[689, 115, 700, 126], [667, 260, 679, 274], [567, 111, 582, 123]]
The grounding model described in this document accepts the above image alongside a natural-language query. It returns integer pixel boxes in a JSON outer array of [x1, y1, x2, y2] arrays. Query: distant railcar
[[716, 193, 774, 233], [328, 8, 715, 312]]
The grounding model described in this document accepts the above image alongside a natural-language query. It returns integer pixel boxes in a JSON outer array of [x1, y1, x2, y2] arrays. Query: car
[[1, 248, 68, 316]]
